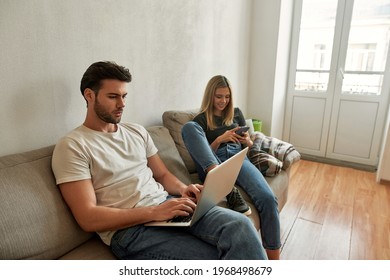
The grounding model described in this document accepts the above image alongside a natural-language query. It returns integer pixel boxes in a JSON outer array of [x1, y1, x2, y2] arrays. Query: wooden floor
[[279, 159, 390, 260]]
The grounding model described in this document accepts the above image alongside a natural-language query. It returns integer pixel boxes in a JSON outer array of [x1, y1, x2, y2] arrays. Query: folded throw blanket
[[249, 149, 283, 177], [249, 132, 301, 176]]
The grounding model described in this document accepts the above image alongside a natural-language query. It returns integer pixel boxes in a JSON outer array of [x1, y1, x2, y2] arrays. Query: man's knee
[[221, 209, 255, 230]]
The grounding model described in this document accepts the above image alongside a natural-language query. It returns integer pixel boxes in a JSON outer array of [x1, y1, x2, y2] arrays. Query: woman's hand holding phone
[[235, 126, 249, 136]]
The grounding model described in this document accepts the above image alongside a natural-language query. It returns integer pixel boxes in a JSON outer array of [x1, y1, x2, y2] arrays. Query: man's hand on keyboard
[[182, 183, 203, 203], [153, 197, 196, 222]]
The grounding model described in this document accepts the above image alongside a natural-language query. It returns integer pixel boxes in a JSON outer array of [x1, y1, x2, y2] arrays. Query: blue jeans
[[110, 206, 267, 259], [181, 121, 281, 250]]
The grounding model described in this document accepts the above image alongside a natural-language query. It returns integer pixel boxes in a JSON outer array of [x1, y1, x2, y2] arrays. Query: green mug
[[252, 119, 262, 132]]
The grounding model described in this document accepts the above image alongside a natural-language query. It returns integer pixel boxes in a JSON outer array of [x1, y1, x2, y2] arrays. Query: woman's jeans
[[181, 121, 281, 250], [111, 206, 267, 259]]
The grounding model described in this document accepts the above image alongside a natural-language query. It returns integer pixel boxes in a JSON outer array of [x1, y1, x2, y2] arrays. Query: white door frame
[[284, 0, 390, 166]]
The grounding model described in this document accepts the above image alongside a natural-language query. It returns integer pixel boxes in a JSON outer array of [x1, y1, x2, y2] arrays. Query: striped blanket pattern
[[248, 132, 301, 177]]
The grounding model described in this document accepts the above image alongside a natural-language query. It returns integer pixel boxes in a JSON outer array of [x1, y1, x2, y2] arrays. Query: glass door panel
[[294, 0, 338, 92], [342, 0, 390, 96]]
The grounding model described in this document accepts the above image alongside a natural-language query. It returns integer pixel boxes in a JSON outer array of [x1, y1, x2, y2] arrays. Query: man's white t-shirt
[[52, 123, 168, 245]]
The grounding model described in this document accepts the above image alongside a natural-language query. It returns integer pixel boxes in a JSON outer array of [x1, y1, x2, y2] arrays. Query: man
[[52, 61, 267, 259]]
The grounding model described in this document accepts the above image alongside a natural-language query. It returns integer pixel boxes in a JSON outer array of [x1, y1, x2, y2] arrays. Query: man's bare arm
[[59, 177, 197, 232], [59, 180, 157, 232]]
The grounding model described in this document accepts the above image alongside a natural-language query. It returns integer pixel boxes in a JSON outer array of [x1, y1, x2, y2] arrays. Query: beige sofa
[[0, 110, 291, 259]]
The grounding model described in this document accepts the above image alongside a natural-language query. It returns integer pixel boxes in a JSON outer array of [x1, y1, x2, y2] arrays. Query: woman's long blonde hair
[[199, 75, 234, 130]]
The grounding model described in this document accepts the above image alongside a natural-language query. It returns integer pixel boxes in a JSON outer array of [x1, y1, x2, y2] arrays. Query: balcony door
[[284, 0, 390, 167]]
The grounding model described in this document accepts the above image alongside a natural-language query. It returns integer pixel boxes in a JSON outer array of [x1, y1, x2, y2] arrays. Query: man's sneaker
[[226, 187, 252, 216]]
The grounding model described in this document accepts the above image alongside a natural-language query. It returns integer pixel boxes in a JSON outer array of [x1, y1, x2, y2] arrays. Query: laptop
[[145, 147, 248, 227]]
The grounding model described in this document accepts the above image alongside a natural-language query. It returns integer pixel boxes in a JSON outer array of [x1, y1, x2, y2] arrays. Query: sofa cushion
[[147, 126, 192, 185], [265, 170, 289, 211], [58, 236, 116, 260], [162, 110, 198, 173], [0, 146, 92, 259]]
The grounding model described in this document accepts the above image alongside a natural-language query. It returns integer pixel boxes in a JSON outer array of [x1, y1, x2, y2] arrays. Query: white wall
[[377, 101, 390, 182], [247, 0, 279, 135], [0, 0, 251, 156], [271, 0, 293, 138], [247, 0, 293, 138]]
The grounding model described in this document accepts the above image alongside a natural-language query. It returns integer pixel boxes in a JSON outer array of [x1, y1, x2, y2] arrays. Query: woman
[[181, 75, 281, 260]]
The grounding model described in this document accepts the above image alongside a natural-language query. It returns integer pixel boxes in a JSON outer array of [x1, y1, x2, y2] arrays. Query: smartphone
[[235, 126, 250, 136]]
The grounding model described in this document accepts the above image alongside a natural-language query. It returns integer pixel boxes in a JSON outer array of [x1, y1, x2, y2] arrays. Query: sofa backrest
[[147, 126, 192, 185], [0, 125, 192, 259], [162, 110, 198, 174], [0, 146, 92, 259]]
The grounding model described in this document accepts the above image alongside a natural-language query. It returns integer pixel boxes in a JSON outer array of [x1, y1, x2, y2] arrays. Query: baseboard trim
[[300, 154, 377, 172], [379, 179, 390, 186]]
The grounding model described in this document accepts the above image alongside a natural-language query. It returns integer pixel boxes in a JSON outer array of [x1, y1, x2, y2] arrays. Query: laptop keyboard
[[168, 214, 193, 223]]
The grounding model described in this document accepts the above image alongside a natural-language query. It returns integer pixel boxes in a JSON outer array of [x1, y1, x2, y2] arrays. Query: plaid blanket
[[248, 132, 300, 177]]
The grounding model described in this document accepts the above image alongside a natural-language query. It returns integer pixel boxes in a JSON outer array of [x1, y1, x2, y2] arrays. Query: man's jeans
[[110, 206, 267, 259], [181, 121, 281, 250]]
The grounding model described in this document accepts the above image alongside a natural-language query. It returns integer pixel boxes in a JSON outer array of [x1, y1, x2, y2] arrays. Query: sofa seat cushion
[[58, 236, 116, 260], [265, 170, 289, 211]]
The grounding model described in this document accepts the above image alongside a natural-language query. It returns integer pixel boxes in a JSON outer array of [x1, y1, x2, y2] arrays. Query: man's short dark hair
[[80, 61, 132, 96]]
